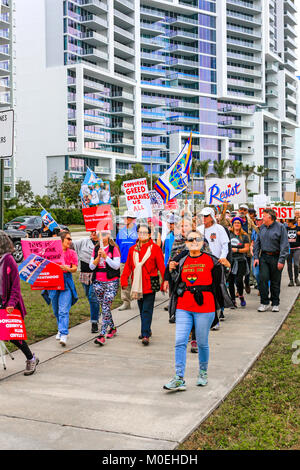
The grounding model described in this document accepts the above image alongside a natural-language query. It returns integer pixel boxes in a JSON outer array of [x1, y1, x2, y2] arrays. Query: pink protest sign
[[0, 309, 27, 341], [21, 239, 64, 265]]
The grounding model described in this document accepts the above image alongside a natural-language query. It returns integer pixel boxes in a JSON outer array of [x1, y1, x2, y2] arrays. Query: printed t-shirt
[[63, 249, 78, 267], [197, 224, 229, 259], [286, 225, 300, 249], [94, 245, 120, 282], [230, 233, 249, 261], [177, 254, 215, 313]]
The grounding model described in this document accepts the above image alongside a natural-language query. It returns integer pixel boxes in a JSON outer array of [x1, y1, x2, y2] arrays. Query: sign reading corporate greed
[[205, 177, 247, 205]]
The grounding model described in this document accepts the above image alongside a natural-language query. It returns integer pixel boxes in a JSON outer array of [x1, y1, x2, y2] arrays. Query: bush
[[4, 207, 84, 226]]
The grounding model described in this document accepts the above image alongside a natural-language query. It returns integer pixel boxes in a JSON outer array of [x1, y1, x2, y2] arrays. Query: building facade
[[11, 0, 298, 201]]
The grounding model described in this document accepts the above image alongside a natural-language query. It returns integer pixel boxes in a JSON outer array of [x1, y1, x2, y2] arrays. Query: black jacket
[[169, 250, 233, 326]]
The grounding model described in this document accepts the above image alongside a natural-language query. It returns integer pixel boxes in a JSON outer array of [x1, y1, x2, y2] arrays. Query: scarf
[[130, 246, 152, 300]]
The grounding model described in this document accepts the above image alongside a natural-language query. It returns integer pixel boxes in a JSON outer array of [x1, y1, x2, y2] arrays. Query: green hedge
[[4, 207, 84, 226]]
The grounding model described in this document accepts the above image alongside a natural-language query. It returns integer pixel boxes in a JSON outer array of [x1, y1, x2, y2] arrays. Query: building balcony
[[141, 109, 166, 120], [82, 31, 107, 47], [229, 146, 254, 154], [282, 151, 294, 160], [114, 0, 134, 13], [281, 127, 293, 137], [227, 78, 261, 90], [84, 113, 108, 125], [80, 0, 108, 15], [141, 51, 164, 64], [284, 23, 297, 38], [285, 47, 298, 61], [142, 141, 167, 149], [83, 79, 107, 93], [226, 0, 261, 15], [167, 44, 198, 55], [141, 66, 165, 77], [0, 61, 9, 76], [227, 51, 261, 65], [227, 64, 261, 77], [285, 0, 297, 14], [168, 100, 199, 110], [142, 125, 165, 134], [229, 134, 254, 141], [286, 106, 297, 118], [167, 115, 199, 124], [114, 40, 134, 58], [115, 56, 135, 73], [0, 30, 9, 46], [167, 30, 198, 42], [284, 10, 297, 26], [140, 36, 164, 50], [264, 139, 278, 146], [227, 37, 261, 52], [264, 177, 279, 183], [114, 25, 134, 42], [286, 94, 297, 106], [227, 24, 261, 40], [81, 14, 108, 30], [82, 48, 108, 63], [282, 138, 293, 148], [140, 22, 164, 36], [264, 151, 278, 158], [218, 104, 255, 115], [111, 105, 134, 116], [264, 126, 278, 133], [166, 57, 199, 69], [167, 72, 199, 82], [266, 75, 278, 85], [285, 58, 297, 72], [111, 90, 134, 101], [219, 120, 254, 128], [165, 15, 199, 28], [0, 14, 9, 29], [227, 10, 261, 27], [266, 89, 278, 97], [114, 9, 134, 28], [140, 7, 165, 21]]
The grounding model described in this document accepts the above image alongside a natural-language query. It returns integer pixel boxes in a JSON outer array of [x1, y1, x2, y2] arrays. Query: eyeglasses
[[138, 231, 149, 235], [187, 237, 202, 243]]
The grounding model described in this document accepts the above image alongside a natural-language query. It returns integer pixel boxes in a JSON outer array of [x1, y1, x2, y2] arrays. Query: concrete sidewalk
[[0, 271, 299, 450]]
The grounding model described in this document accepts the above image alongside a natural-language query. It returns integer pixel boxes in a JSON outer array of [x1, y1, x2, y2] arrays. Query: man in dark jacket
[[253, 208, 289, 312]]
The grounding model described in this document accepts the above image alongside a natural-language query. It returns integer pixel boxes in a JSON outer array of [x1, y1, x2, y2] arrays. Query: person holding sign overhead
[[0, 231, 39, 375]]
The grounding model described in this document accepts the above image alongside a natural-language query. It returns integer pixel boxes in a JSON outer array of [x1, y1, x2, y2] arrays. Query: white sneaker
[[56, 332, 61, 341], [60, 335, 67, 346], [211, 322, 220, 331], [272, 305, 280, 312], [257, 304, 270, 312], [118, 302, 131, 311]]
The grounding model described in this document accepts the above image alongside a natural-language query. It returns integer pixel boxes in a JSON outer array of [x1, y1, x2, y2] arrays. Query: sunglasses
[[187, 237, 202, 243], [65, 237, 72, 241]]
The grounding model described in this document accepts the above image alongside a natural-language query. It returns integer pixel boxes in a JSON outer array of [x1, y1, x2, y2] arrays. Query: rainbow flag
[[154, 133, 192, 203]]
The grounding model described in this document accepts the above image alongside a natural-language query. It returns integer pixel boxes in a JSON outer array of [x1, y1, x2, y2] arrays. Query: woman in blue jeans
[[164, 230, 232, 391]]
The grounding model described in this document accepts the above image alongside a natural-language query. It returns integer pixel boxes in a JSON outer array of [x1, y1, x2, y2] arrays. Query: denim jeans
[[252, 259, 260, 287], [82, 283, 100, 323], [175, 309, 215, 377], [49, 286, 73, 336], [137, 293, 156, 338]]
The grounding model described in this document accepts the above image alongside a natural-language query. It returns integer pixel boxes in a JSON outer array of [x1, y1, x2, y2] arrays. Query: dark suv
[[4, 216, 68, 238], [5, 229, 27, 263]]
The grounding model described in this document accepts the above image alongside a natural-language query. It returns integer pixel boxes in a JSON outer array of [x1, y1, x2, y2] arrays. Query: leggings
[[228, 259, 247, 299], [93, 279, 119, 336], [10, 340, 33, 360], [287, 249, 300, 281]]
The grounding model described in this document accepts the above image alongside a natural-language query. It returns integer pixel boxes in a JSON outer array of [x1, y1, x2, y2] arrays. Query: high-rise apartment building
[[0, 0, 13, 198], [12, 0, 298, 201]]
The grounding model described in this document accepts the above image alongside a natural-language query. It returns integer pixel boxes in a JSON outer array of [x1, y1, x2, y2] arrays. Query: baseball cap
[[200, 207, 216, 223], [123, 210, 137, 219], [239, 204, 248, 210]]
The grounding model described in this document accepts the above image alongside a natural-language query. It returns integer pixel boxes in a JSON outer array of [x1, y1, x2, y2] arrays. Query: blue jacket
[[116, 225, 138, 263], [164, 231, 175, 267]]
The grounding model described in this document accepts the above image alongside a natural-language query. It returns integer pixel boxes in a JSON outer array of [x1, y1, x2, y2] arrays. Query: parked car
[[4, 216, 68, 238], [4, 228, 27, 263]]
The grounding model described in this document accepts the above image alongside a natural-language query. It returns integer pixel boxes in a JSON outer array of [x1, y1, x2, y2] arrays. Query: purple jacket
[[0, 254, 27, 318]]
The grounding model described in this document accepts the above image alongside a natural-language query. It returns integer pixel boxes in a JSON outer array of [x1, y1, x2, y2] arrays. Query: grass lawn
[[180, 295, 300, 451], [7, 273, 122, 351]]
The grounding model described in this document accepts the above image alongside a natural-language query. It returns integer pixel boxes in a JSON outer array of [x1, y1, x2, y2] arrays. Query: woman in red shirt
[[121, 224, 165, 345], [164, 230, 229, 391]]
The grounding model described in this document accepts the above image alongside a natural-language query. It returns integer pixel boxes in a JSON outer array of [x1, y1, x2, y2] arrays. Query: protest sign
[[0, 309, 27, 341], [253, 194, 270, 211], [149, 190, 164, 211], [82, 204, 113, 232], [80, 167, 111, 207], [205, 177, 247, 205], [257, 206, 294, 219], [18, 254, 65, 291], [21, 239, 64, 265], [124, 178, 153, 219], [40, 209, 59, 232], [164, 198, 179, 210]]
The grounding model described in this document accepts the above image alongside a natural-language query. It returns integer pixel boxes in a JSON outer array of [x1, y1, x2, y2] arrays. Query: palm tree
[[242, 164, 256, 196], [212, 160, 230, 178], [195, 159, 211, 201], [228, 160, 243, 178], [255, 165, 269, 194]]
